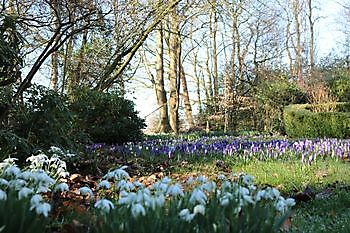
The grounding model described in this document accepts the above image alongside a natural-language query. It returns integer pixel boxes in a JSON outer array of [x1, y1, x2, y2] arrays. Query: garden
[[1, 1, 350, 232]]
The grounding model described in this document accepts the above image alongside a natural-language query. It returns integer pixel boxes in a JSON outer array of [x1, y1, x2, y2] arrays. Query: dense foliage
[[70, 88, 145, 144], [283, 103, 350, 138]]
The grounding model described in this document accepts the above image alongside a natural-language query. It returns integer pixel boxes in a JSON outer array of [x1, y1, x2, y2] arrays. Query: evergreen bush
[[283, 103, 350, 138], [69, 88, 145, 144]]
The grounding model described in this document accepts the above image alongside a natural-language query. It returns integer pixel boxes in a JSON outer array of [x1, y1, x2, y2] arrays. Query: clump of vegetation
[[70, 88, 146, 144]]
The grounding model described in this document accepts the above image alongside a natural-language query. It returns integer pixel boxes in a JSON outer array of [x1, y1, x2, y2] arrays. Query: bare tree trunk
[[308, 0, 315, 72], [155, 23, 170, 133], [292, 0, 304, 88], [168, 8, 180, 134], [210, 3, 219, 107], [180, 61, 194, 129]]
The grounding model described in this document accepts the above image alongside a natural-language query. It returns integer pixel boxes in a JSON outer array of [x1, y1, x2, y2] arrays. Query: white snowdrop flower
[[242, 194, 255, 205], [220, 193, 232, 206], [239, 187, 250, 196], [0, 189, 7, 201], [94, 199, 115, 213], [133, 180, 144, 188], [131, 203, 146, 218], [275, 198, 287, 213], [221, 181, 232, 190], [187, 176, 194, 185], [118, 192, 137, 206], [113, 167, 130, 180], [55, 183, 69, 192], [272, 188, 280, 198], [30, 194, 43, 206], [4, 166, 20, 177], [220, 196, 230, 206], [117, 180, 135, 191], [200, 181, 216, 193], [233, 206, 242, 214], [189, 188, 207, 205], [179, 209, 195, 222], [0, 158, 18, 169], [8, 179, 27, 190], [242, 175, 254, 186], [285, 198, 296, 207], [166, 183, 184, 197], [18, 187, 33, 200], [17, 171, 33, 180], [98, 180, 111, 190], [152, 181, 168, 193], [79, 187, 94, 197], [0, 178, 9, 187], [193, 204, 205, 216], [49, 146, 63, 154], [196, 175, 207, 183], [217, 174, 227, 180], [37, 186, 50, 193], [161, 177, 172, 184], [155, 193, 165, 207], [34, 202, 51, 217], [255, 190, 266, 202]]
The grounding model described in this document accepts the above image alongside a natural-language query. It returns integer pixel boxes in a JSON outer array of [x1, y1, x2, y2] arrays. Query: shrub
[[327, 75, 350, 102], [254, 77, 307, 134], [69, 88, 145, 144], [11, 86, 88, 149], [283, 103, 350, 138]]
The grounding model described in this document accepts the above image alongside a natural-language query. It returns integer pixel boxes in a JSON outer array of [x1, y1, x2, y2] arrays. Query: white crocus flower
[[131, 203, 146, 218], [79, 187, 94, 198], [94, 199, 115, 213], [18, 187, 34, 200], [179, 209, 195, 222], [193, 204, 205, 216], [55, 183, 69, 192], [166, 183, 184, 197], [98, 180, 111, 190], [189, 188, 207, 205], [33, 202, 51, 217], [0, 189, 7, 201]]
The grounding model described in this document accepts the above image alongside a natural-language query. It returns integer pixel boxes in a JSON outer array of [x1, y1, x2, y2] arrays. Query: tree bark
[[168, 7, 180, 134], [155, 22, 170, 133], [180, 61, 194, 129]]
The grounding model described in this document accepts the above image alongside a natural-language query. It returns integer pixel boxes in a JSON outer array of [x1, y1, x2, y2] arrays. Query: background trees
[[1, 0, 350, 141]]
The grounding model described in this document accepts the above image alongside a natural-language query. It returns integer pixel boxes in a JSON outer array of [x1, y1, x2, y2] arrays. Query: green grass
[[169, 158, 350, 193], [166, 157, 350, 232], [290, 188, 350, 233]]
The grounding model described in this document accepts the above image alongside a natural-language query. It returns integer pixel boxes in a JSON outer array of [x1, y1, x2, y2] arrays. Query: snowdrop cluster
[[91, 166, 296, 224], [0, 148, 71, 218]]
